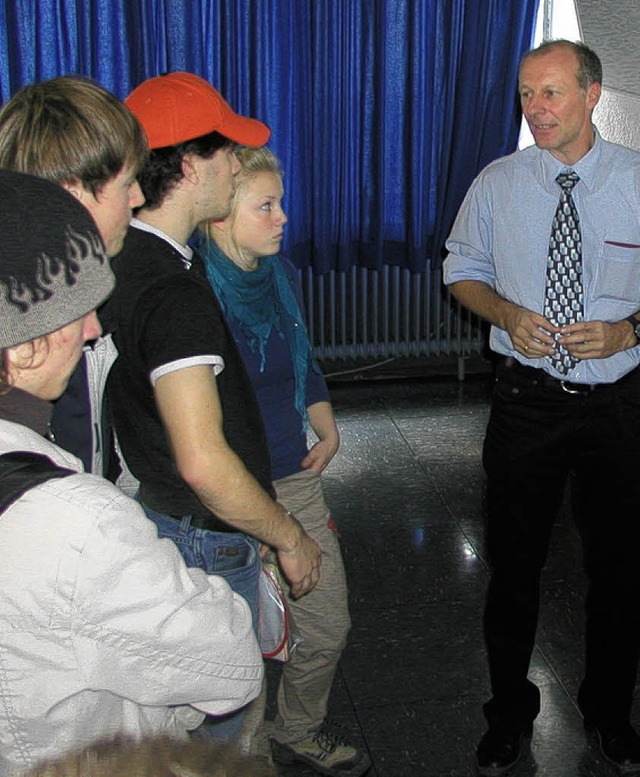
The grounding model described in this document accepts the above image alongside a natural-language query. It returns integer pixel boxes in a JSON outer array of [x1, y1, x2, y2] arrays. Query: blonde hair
[[234, 146, 283, 182], [201, 146, 283, 259]]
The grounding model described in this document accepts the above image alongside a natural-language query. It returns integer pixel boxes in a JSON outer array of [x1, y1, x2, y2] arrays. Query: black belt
[[167, 510, 237, 533], [498, 357, 639, 395]]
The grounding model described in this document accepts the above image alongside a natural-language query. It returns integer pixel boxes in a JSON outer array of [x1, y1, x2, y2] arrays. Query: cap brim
[[219, 112, 271, 147]]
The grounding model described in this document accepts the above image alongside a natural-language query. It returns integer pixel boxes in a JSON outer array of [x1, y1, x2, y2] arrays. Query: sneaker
[[476, 724, 532, 776], [253, 752, 279, 777], [585, 720, 640, 775], [270, 720, 371, 776], [246, 721, 278, 777]]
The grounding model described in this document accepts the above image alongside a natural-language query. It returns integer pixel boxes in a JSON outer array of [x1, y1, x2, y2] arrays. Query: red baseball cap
[[125, 71, 271, 149]]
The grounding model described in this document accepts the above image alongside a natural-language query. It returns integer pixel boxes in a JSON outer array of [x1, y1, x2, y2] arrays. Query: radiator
[[300, 264, 485, 365]]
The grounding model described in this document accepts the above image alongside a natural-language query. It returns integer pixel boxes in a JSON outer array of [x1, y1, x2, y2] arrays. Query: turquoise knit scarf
[[197, 237, 311, 431]]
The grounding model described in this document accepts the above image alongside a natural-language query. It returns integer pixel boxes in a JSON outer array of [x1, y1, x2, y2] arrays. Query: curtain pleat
[[0, 0, 538, 272]]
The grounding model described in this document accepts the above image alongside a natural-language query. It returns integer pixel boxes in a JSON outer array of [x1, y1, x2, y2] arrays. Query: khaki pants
[[270, 468, 351, 742]]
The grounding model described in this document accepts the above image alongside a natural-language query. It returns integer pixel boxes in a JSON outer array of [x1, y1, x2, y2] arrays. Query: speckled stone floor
[[268, 372, 638, 777]]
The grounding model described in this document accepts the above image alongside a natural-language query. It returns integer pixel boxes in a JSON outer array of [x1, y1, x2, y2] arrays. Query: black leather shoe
[[476, 725, 532, 776], [585, 721, 640, 775]]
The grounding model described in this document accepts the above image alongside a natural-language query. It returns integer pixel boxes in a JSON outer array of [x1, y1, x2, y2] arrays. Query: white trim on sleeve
[[150, 355, 225, 386]]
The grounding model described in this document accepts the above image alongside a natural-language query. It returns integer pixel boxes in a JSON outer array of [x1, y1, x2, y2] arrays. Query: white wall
[[594, 90, 640, 151], [576, 0, 640, 150]]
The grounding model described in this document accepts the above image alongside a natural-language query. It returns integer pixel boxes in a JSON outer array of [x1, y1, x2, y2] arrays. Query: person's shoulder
[[276, 255, 300, 284], [599, 136, 640, 167], [0, 420, 83, 471], [478, 146, 536, 180], [0, 453, 138, 537], [117, 223, 158, 257], [0, 425, 132, 521], [54, 472, 145, 520], [461, 148, 535, 205], [24, 470, 154, 553], [112, 238, 212, 317], [166, 268, 223, 320], [277, 254, 297, 273], [114, 225, 173, 273], [36, 470, 127, 512]]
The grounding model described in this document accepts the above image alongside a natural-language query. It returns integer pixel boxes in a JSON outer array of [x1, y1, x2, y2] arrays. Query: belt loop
[[180, 515, 193, 534]]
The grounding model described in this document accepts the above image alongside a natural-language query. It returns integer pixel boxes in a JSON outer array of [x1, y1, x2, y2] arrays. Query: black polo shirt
[[107, 225, 272, 516]]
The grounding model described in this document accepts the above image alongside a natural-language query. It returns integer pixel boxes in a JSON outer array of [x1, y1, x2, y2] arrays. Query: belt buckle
[[560, 380, 590, 395]]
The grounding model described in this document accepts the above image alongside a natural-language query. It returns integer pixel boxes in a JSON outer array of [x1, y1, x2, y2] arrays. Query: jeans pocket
[[200, 536, 261, 632], [198, 535, 257, 577], [211, 543, 253, 574]]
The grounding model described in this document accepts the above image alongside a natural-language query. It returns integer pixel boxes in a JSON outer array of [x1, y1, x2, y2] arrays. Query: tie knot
[[556, 171, 580, 192]]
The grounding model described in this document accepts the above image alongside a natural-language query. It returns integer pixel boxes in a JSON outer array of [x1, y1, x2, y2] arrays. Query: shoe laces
[[311, 719, 349, 754]]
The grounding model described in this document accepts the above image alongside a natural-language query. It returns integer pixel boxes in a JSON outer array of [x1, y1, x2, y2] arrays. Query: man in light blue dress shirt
[[445, 40, 640, 776]]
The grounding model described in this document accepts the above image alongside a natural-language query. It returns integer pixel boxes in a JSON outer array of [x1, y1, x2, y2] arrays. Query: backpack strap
[[0, 451, 75, 515]]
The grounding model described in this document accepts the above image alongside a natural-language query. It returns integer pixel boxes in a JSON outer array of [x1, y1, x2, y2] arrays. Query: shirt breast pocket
[[594, 241, 640, 303]]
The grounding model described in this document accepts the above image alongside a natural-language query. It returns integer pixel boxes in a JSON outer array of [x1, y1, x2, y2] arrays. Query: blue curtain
[[0, 0, 538, 272]]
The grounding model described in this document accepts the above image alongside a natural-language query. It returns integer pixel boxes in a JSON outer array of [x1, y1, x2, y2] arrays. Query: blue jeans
[[140, 500, 261, 741]]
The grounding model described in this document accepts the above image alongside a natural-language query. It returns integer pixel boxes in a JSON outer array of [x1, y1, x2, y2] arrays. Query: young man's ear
[[180, 154, 200, 186], [61, 179, 86, 204]]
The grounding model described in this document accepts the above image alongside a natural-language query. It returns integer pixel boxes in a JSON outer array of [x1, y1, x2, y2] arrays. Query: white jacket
[[0, 419, 262, 776]]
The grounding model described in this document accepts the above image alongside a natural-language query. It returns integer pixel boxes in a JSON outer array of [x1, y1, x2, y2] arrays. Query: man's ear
[[586, 81, 602, 111], [61, 179, 86, 203], [180, 154, 199, 186]]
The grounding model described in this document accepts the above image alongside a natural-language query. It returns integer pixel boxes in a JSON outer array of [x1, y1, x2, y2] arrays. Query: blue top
[[199, 243, 330, 481], [444, 131, 640, 384]]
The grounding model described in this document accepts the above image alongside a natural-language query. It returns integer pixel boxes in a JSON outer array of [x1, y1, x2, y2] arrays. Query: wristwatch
[[626, 315, 640, 344]]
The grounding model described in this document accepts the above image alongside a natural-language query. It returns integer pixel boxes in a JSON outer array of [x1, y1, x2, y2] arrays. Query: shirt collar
[[536, 126, 602, 193], [131, 217, 194, 269]]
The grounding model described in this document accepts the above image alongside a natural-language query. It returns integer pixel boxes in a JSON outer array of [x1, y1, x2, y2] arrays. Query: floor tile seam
[[331, 665, 378, 772], [531, 644, 584, 712], [414, 461, 491, 572], [457, 531, 491, 573]]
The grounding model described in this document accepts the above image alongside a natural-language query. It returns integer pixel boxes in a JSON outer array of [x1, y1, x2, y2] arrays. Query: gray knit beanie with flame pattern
[[0, 169, 114, 348]]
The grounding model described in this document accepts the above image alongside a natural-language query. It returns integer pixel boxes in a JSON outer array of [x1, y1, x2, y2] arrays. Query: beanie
[[0, 169, 115, 349]]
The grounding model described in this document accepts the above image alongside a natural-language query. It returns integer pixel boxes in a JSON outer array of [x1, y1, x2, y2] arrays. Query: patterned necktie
[[544, 171, 583, 375]]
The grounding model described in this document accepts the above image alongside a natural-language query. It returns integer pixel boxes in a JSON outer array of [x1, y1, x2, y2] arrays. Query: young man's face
[[67, 165, 144, 257], [9, 311, 102, 401], [196, 146, 241, 222], [43, 312, 103, 399]]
